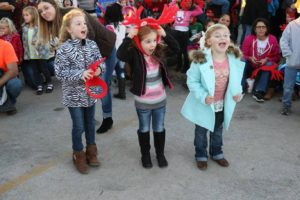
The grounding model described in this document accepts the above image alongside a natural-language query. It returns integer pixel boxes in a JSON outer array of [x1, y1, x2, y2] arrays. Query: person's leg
[[37, 59, 53, 93], [68, 106, 88, 174], [136, 108, 152, 168], [114, 60, 126, 99], [182, 31, 190, 73], [21, 60, 40, 90], [97, 48, 117, 133], [68, 107, 85, 151], [194, 124, 208, 169], [152, 106, 168, 167], [84, 104, 96, 146], [5, 77, 22, 105], [211, 0, 230, 14], [174, 30, 184, 71], [282, 67, 298, 115], [83, 104, 100, 167], [254, 62, 272, 94], [46, 57, 55, 76], [241, 61, 253, 93], [209, 111, 229, 167]]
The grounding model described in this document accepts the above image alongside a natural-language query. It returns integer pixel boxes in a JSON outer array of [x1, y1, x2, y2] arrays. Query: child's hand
[[157, 26, 166, 37], [82, 69, 94, 81], [128, 27, 138, 38], [233, 94, 241, 102], [94, 67, 102, 77], [205, 95, 214, 105]]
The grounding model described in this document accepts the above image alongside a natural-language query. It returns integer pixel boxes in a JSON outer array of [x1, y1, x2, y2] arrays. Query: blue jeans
[[22, 58, 54, 89], [6, 77, 22, 104], [101, 48, 116, 118], [194, 111, 224, 161], [209, 0, 230, 14], [242, 61, 272, 93], [68, 104, 96, 151], [115, 60, 125, 79], [136, 106, 166, 133], [282, 67, 300, 108]]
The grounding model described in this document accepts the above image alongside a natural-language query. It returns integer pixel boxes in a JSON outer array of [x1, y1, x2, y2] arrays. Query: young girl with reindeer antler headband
[[117, 4, 180, 169]]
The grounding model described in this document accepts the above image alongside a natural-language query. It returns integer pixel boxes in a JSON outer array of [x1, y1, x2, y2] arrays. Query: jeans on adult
[[68, 104, 96, 151], [6, 77, 22, 105], [136, 106, 166, 133], [115, 60, 125, 79], [210, 0, 230, 14], [194, 111, 224, 161], [101, 47, 117, 119], [282, 67, 300, 108], [254, 62, 273, 93]]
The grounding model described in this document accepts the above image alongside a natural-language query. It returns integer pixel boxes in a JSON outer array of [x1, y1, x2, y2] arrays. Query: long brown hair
[[59, 9, 86, 43], [22, 6, 39, 27], [37, 0, 62, 43]]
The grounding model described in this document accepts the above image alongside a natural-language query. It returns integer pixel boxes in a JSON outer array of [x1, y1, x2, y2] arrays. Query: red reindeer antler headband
[[122, 4, 179, 55]]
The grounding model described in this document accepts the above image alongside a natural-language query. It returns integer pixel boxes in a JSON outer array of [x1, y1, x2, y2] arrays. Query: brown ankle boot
[[73, 151, 88, 174], [86, 144, 100, 167], [264, 88, 275, 100]]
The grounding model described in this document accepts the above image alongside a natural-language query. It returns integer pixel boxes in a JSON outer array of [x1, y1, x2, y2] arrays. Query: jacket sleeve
[[55, 46, 85, 82], [186, 62, 209, 105], [280, 23, 292, 58], [91, 41, 105, 76], [268, 35, 280, 63], [117, 37, 134, 63], [85, 12, 116, 58], [241, 35, 252, 61], [13, 34, 23, 63], [189, 5, 203, 17]]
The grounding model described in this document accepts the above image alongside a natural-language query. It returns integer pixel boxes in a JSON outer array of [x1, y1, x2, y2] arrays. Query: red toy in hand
[[85, 58, 108, 99]]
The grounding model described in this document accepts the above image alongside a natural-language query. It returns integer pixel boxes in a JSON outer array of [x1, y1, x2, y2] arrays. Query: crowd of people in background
[[0, 0, 300, 173]]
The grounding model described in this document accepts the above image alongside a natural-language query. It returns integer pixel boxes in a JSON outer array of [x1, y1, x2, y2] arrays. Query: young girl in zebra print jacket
[[54, 9, 105, 174]]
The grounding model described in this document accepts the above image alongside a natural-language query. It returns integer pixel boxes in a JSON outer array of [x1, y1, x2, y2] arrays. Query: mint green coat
[[181, 49, 245, 132]]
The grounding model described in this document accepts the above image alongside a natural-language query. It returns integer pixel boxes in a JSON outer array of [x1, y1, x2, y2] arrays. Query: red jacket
[[241, 34, 280, 67], [0, 33, 23, 64]]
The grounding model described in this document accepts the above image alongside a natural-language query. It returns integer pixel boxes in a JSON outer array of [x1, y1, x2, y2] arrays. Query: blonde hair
[[0, 18, 17, 35], [191, 24, 242, 63], [59, 9, 86, 43], [38, 0, 62, 43], [23, 6, 39, 27]]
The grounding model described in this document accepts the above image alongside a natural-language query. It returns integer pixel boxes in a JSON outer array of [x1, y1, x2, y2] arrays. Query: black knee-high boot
[[153, 130, 168, 168], [113, 77, 126, 99], [137, 131, 152, 168]]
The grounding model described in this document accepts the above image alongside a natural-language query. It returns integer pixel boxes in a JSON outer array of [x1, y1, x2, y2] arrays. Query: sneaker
[[36, 85, 43, 95], [45, 83, 54, 93], [281, 107, 290, 116], [252, 92, 264, 103]]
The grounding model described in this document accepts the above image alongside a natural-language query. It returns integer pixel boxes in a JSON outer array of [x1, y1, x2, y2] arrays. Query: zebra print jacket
[[55, 39, 105, 107]]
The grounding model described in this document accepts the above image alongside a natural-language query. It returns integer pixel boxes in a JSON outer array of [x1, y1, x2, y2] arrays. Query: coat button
[[210, 65, 213, 69]]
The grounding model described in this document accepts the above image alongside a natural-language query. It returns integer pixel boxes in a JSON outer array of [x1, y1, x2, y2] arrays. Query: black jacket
[[241, 0, 268, 25], [117, 33, 179, 96]]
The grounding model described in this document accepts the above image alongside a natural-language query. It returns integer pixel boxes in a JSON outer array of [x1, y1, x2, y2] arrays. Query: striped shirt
[[134, 55, 166, 109]]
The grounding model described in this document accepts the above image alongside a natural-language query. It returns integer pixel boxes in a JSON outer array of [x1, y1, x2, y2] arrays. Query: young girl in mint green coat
[[181, 24, 245, 170]]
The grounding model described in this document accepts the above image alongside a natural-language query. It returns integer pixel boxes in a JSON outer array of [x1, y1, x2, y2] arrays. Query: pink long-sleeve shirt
[[173, 6, 203, 32]]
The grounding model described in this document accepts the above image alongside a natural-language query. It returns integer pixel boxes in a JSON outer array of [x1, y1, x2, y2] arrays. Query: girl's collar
[[68, 38, 86, 46]]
